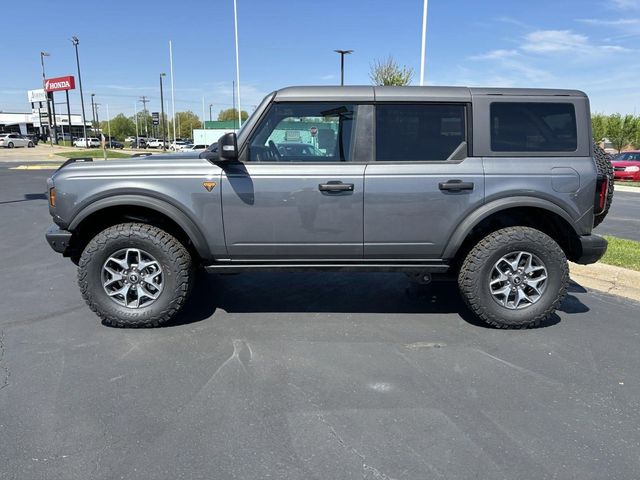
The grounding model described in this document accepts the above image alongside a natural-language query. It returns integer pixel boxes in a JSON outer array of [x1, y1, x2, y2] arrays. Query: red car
[[612, 150, 640, 182]]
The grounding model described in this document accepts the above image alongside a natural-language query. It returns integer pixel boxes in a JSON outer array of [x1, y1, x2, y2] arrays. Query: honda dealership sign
[[44, 75, 76, 92]]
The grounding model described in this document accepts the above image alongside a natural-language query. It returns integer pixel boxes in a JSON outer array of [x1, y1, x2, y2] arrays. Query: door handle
[[318, 181, 354, 192], [438, 180, 474, 192]]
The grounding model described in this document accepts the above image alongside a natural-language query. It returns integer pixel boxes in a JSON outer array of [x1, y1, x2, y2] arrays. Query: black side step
[[204, 262, 449, 274]]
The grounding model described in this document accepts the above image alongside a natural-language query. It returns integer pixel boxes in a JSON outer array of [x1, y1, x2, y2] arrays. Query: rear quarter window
[[490, 102, 577, 152]]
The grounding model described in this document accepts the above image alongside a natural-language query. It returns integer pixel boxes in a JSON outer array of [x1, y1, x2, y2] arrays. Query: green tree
[[217, 108, 249, 122], [606, 114, 639, 153], [591, 114, 608, 144], [369, 56, 413, 86], [167, 111, 201, 140], [99, 113, 136, 140]]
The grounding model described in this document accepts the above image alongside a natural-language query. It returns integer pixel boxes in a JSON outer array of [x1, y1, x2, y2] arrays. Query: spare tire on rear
[[593, 143, 614, 228]]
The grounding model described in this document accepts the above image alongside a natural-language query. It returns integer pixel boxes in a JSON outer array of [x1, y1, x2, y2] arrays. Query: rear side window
[[376, 104, 466, 161], [490, 102, 577, 152]]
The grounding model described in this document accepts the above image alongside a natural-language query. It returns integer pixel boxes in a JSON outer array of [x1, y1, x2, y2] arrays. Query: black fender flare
[[442, 196, 580, 259], [68, 194, 211, 260]]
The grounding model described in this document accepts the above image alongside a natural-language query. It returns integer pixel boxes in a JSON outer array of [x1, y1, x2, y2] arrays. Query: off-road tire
[[593, 143, 614, 228], [458, 226, 568, 329], [78, 223, 193, 327]]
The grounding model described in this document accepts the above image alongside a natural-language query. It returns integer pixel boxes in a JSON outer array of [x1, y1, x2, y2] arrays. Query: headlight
[[625, 166, 640, 172]]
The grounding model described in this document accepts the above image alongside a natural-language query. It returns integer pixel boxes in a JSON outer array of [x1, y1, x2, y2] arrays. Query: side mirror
[[217, 132, 238, 162]]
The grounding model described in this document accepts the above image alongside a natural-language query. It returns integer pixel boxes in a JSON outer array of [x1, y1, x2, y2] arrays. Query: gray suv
[[45, 86, 611, 329]]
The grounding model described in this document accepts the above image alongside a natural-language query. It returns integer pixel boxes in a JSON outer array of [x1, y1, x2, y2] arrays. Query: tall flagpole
[[419, 0, 428, 86], [201, 96, 205, 129], [169, 40, 177, 143], [233, 0, 242, 128]]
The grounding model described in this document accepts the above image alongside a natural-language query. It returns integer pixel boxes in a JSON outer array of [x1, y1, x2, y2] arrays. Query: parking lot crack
[[0, 329, 9, 392], [289, 382, 397, 480]]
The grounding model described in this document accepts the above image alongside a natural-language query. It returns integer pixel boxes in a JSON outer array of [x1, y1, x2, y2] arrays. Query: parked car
[[612, 151, 640, 182], [187, 144, 208, 151], [0, 133, 34, 148], [46, 85, 612, 329], [147, 138, 168, 149], [105, 138, 124, 149], [25, 134, 39, 145], [73, 137, 101, 148], [57, 133, 75, 142], [168, 140, 191, 151], [277, 142, 323, 157], [129, 139, 147, 149]]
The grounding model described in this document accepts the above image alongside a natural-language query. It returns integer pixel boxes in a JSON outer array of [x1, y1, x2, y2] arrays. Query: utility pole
[[71, 36, 88, 146], [90, 93, 97, 137], [139, 96, 150, 138], [334, 50, 353, 86], [159, 74, 166, 151]]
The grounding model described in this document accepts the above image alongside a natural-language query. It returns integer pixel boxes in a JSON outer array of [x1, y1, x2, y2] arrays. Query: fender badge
[[202, 181, 217, 192]]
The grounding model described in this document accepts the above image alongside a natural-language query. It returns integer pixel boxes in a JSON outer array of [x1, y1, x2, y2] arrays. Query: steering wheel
[[268, 140, 281, 161]]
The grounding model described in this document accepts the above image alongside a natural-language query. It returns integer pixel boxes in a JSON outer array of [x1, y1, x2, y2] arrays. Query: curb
[[569, 262, 640, 302]]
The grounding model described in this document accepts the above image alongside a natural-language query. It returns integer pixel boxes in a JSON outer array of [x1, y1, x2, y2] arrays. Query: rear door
[[364, 103, 485, 259], [221, 101, 371, 260]]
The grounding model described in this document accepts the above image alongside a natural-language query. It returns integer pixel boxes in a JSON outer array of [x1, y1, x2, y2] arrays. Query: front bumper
[[574, 234, 608, 265], [45, 224, 72, 254]]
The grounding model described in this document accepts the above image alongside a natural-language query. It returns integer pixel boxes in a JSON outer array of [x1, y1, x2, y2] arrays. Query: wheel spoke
[[513, 288, 532, 308]]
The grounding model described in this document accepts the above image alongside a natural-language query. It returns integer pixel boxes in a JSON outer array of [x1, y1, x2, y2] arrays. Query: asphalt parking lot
[[1, 161, 640, 480], [595, 189, 640, 241]]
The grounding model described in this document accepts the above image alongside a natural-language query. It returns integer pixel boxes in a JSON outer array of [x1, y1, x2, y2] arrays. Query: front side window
[[248, 103, 357, 162], [490, 102, 577, 152], [376, 104, 466, 161]]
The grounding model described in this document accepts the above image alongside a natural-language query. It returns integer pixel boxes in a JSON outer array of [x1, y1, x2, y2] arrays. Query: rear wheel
[[78, 223, 194, 327], [458, 226, 568, 329], [7, 142, 14, 148]]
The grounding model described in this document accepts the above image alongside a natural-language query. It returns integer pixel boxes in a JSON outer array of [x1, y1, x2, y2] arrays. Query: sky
[[1, 0, 639, 119]]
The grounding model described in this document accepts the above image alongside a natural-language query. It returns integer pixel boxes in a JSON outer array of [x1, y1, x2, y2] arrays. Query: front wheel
[[458, 226, 568, 329], [78, 223, 194, 327]]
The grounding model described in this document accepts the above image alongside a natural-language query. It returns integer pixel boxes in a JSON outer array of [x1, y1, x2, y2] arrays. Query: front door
[[221, 102, 369, 260], [364, 103, 485, 259]]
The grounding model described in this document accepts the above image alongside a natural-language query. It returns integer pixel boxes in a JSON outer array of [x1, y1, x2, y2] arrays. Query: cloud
[[320, 74, 336, 80], [611, 0, 640, 9], [468, 49, 519, 61], [521, 29, 628, 54]]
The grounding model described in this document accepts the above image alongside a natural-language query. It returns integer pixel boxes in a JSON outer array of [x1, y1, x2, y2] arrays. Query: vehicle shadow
[[168, 271, 589, 329], [0, 193, 48, 205]]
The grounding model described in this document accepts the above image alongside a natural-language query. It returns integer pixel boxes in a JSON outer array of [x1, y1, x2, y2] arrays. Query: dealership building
[[0, 75, 92, 138], [0, 111, 90, 137]]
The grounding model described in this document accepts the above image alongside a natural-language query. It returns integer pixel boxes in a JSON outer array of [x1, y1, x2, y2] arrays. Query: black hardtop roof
[[273, 85, 587, 102]]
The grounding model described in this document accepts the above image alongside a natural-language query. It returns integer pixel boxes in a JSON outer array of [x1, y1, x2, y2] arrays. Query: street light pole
[[159, 73, 166, 151], [209, 104, 213, 122], [40, 51, 53, 148], [71, 36, 88, 146], [334, 49, 353, 86]]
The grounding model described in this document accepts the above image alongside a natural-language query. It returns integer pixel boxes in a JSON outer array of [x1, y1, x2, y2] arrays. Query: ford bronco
[[45, 86, 612, 329]]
